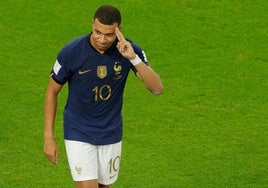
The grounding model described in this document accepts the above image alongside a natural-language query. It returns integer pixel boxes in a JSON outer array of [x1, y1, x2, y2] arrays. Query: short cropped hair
[[94, 5, 121, 25]]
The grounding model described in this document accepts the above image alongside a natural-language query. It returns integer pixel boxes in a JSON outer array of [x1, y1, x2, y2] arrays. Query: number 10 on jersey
[[93, 85, 112, 101]]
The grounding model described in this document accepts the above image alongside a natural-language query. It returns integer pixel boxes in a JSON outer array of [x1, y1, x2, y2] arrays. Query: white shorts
[[64, 140, 122, 185]]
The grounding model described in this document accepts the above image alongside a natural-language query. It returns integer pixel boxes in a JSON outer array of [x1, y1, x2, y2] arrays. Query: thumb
[[54, 149, 59, 164]]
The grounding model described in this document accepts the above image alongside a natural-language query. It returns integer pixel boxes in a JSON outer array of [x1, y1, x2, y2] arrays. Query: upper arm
[[46, 77, 63, 95]]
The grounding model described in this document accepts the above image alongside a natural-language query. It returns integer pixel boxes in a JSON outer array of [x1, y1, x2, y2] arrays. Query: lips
[[98, 43, 109, 47]]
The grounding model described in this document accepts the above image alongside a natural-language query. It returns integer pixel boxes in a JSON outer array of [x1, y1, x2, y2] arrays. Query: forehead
[[93, 19, 118, 34]]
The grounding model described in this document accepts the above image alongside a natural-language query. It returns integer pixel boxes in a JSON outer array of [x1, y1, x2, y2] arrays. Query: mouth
[[98, 43, 108, 47], [97, 42, 111, 49]]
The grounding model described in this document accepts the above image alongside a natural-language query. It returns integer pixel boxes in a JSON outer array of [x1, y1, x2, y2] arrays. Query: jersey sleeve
[[128, 40, 150, 74], [50, 45, 74, 85], [130, 40, 150, 65]]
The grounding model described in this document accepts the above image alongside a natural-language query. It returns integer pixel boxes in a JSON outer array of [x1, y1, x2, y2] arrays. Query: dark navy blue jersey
[[50, 33, 149, 145]]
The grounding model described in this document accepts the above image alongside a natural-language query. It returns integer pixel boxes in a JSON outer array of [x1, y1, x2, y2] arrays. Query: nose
[[99, 34, 107, 43]]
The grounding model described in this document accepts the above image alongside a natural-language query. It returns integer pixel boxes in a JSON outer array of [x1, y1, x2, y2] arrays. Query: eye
[[106, 33, 115, 37], [95, 30, 102, 35]]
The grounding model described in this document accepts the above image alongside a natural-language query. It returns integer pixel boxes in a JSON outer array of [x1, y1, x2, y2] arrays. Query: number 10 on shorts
[[109, 156, 120, 176]]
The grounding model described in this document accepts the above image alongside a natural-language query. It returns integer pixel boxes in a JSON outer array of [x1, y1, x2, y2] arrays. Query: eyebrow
[[94, 29, 115, 36]]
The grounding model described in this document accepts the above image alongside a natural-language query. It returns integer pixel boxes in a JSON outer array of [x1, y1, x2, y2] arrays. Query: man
[[44, 5, 163, 188]]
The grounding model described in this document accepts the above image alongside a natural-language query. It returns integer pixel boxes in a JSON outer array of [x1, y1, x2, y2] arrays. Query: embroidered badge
[[97, 66, 107, 79]]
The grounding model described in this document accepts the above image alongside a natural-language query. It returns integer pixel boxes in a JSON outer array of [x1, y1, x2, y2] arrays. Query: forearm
[[134, 62, 163, 95], [44, 90, 58, 140]]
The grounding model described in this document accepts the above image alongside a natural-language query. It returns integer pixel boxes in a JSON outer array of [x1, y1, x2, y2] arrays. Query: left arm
[[134, 60, 163, 95], [115, 28, 163, 95]]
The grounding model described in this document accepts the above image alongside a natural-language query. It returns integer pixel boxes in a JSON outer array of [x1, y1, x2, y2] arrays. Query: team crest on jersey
[[113, 61, 122, 80], [97, 66, 107, 79]]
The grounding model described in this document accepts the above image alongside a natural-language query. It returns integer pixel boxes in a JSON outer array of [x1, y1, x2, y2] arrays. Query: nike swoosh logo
[[79, 69, 92, 75]]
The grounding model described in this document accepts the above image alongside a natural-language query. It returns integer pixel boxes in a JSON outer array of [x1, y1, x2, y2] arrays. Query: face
[[90, 19, 119, 53]]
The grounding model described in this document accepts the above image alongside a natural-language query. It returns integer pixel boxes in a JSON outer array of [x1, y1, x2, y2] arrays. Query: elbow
[[151, 84, 164, 95]]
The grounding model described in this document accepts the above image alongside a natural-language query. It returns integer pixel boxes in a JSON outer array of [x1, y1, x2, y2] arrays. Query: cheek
[[92, 33, 100, 40]]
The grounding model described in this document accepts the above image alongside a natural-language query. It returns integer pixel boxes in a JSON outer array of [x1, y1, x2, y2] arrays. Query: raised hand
[[115, 27, 136, 60]]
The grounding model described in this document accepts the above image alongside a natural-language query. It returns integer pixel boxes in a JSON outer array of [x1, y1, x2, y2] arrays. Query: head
[[90, 5, 121, 53]]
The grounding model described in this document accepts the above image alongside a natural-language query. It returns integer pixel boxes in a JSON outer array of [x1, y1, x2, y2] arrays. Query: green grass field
[[1, 0, 267, 187]]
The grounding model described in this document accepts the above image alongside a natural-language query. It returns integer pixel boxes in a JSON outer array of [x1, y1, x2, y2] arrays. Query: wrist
[[129, 55, 142, 66], [44, 133, 54, 140]]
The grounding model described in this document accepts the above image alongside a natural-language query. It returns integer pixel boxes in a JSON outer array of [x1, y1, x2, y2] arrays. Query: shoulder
[[60, 34, 89, 54], [126, 38, 142, 51], [57, 34, 90, 63]]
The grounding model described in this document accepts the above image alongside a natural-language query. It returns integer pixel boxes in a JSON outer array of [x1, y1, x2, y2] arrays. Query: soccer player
[[44, 5, 163, 188]]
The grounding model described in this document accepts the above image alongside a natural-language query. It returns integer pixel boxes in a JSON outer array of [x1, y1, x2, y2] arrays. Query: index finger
[[115, 27, 125, 42]]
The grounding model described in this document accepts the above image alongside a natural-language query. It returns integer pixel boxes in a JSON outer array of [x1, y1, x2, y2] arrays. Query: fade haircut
[[94, 5, 121, 25]]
